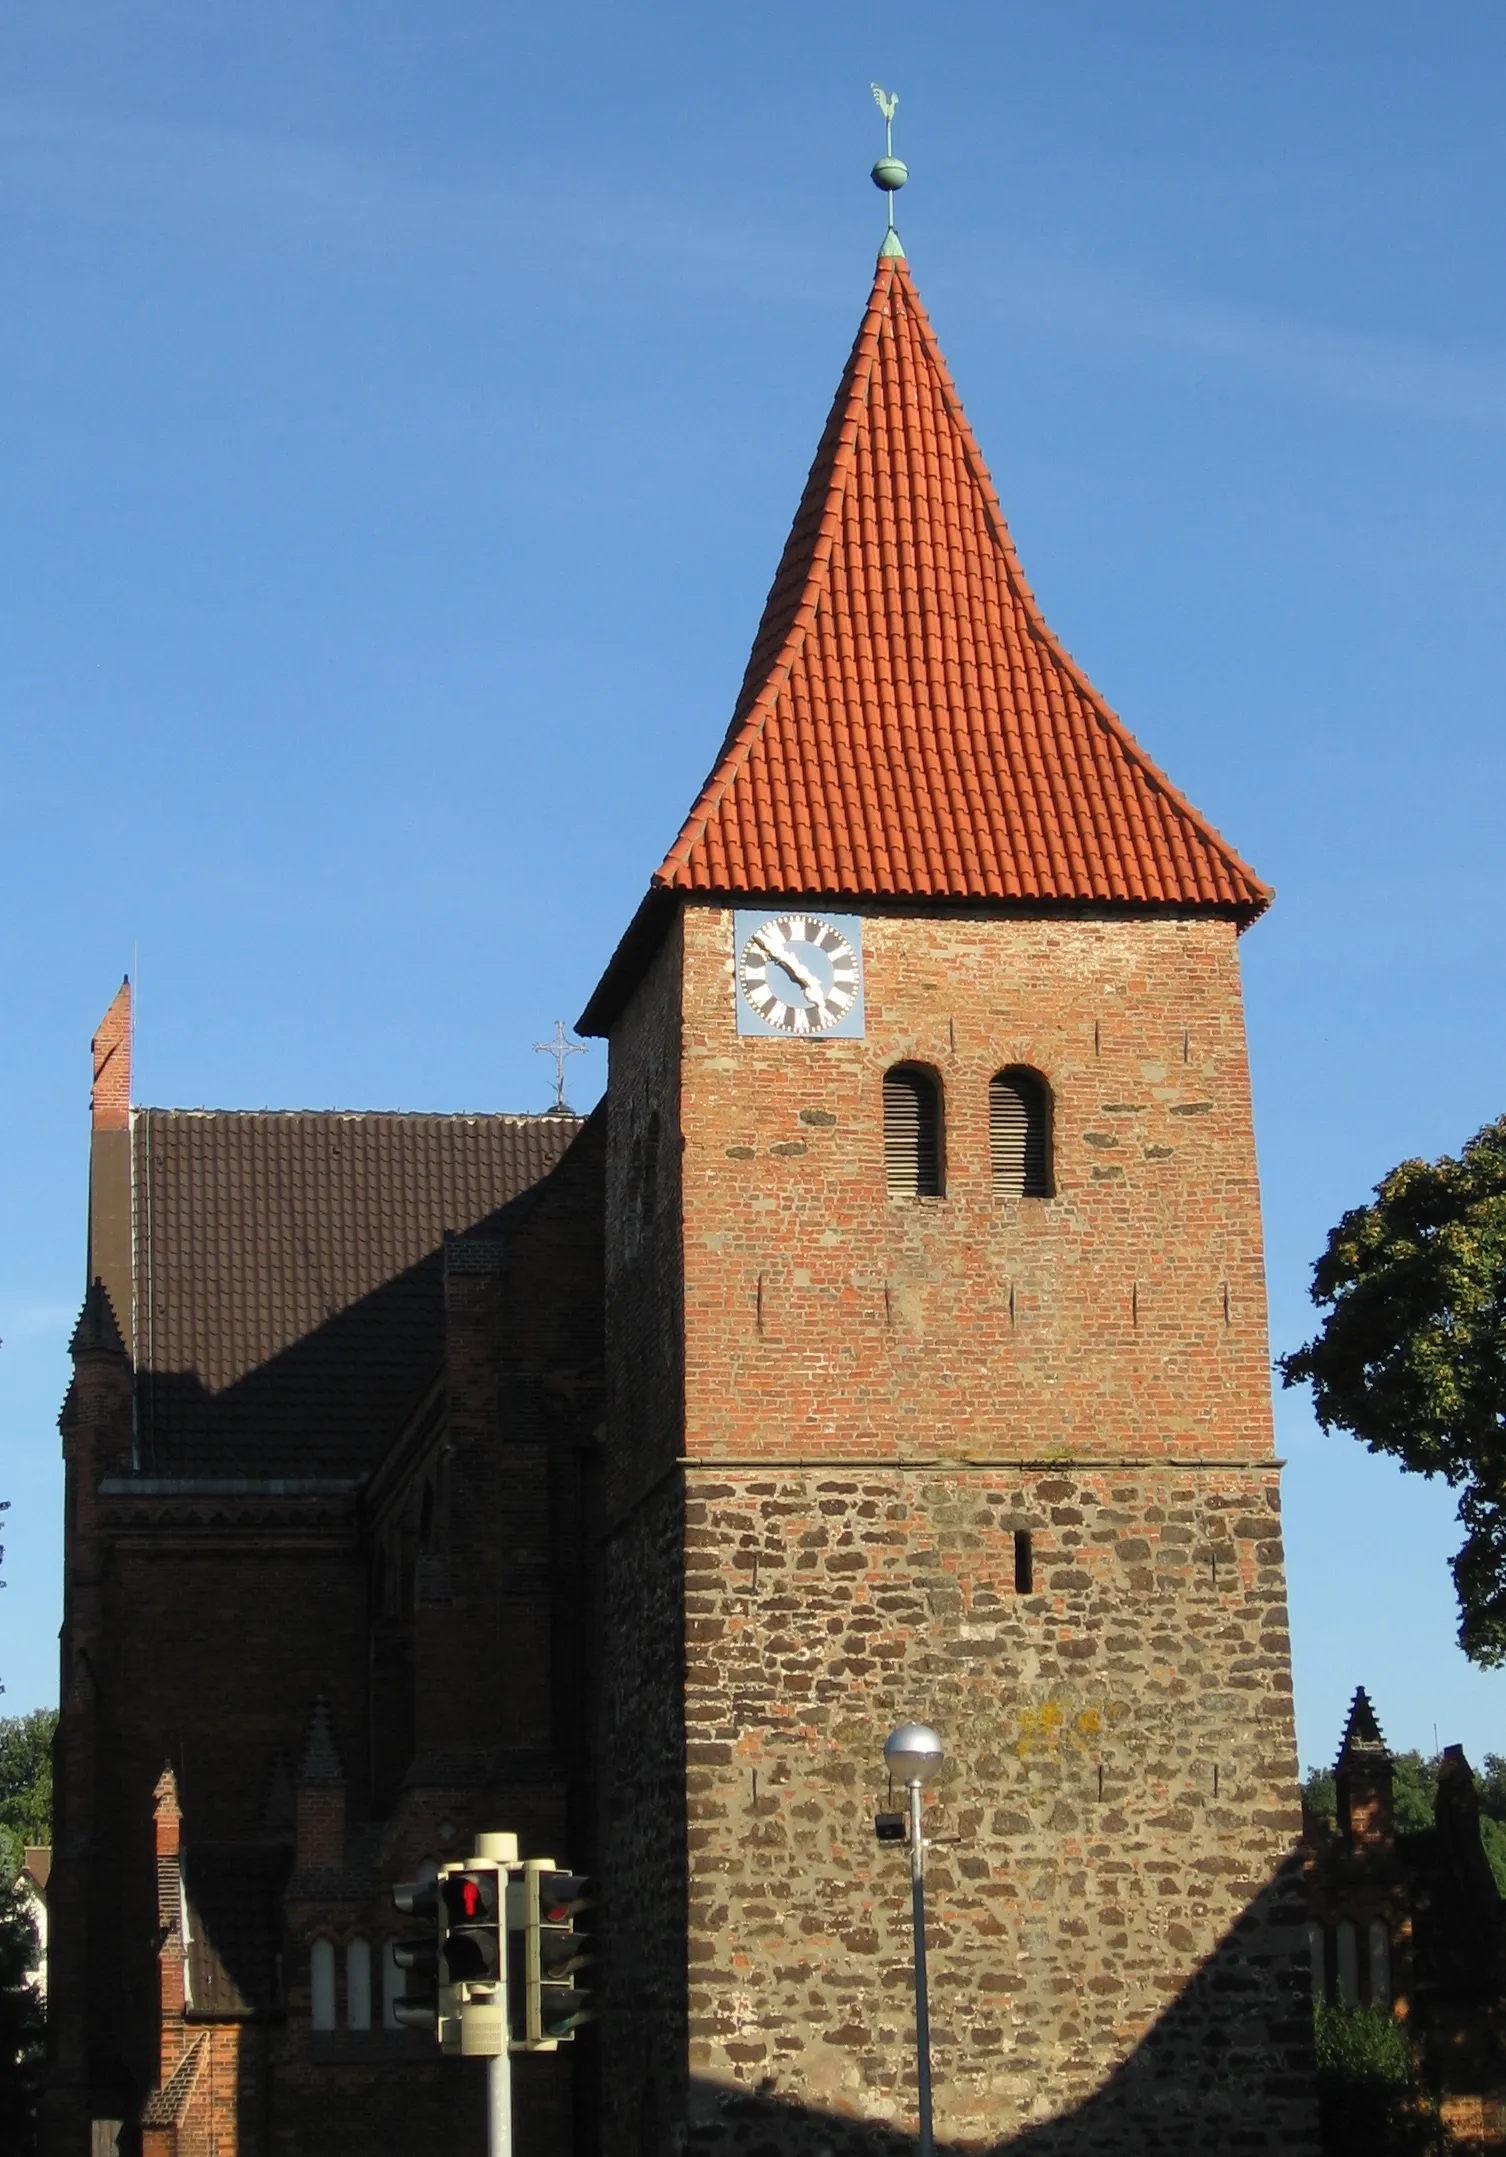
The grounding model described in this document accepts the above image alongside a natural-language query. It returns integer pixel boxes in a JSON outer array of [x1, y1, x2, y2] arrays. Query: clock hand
[[753, 927, 829, 1010]]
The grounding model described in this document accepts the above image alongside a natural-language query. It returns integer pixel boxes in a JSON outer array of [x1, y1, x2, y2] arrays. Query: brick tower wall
[[601, 900, 1316, 2155], [599, 917, 693, 2155]]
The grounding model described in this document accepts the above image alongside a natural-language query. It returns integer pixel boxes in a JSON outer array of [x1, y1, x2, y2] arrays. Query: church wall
[[677, 903, 1274, 1467], [103, 1534, 368, 1834], [677, 1461, 1313, 2152], [97, 1524, 367, 2104], [648, 900, 1315, 2150], [603, 913, 686, 1521], [600, 916, 692, 2153]]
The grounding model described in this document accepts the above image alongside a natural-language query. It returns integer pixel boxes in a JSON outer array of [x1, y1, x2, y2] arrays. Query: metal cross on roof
[[533, 1020, 587, 1112]]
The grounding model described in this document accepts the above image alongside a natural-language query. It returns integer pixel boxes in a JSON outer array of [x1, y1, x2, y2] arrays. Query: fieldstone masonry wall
[[681, 1462, 1312, 2150]]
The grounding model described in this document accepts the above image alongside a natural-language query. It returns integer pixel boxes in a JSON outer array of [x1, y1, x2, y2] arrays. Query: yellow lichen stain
[[1013, 1697, 1125, 1760]]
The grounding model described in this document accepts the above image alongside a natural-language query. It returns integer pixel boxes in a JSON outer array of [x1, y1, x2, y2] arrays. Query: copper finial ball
[[872, 155, 908, 193]]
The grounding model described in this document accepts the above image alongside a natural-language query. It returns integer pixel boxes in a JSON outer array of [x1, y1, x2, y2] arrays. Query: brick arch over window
[[883, 1065, 943, 1198], [990, 1067, 1053, 1198]]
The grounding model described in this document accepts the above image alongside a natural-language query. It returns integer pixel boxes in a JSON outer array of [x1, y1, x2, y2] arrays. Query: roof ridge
[[135, 1106, 583, 1124]]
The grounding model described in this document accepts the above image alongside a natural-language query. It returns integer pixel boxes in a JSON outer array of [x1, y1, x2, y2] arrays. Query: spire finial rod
[[869, 85, 908, 257]]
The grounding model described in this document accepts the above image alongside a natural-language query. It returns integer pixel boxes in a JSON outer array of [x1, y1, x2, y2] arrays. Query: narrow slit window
[[884, 1065, 943, 1197], [1336, 1920, 1359, 2009], [991, 1068, 1053, 1197], [1014, 1529, 1034, 1594], [310, 1938, 337, 2031], [1368, 1921, 1390, 2009], [382, 1939, 404, 2029], [345, 1938, 372, 2031], [1308, 1923, 1326, 2004]]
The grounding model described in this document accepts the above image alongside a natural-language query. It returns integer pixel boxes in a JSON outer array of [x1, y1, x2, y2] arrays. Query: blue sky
[[3, 1, 1505, 1773]]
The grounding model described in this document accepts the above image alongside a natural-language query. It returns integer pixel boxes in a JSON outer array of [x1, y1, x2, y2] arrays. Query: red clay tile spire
[[654, 252, 1269, 916]]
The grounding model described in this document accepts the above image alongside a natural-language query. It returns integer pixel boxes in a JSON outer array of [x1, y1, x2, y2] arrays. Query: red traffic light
[[539, 1872, 592, 1925], [442, 1871, 500, 1925], [392, 1876, 441, 1919]]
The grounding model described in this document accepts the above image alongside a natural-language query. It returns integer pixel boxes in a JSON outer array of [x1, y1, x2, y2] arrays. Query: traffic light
[[510, 1860, 595, 2049], [390, 1873, 445, 2031], [441, 1866, 503, 1985]]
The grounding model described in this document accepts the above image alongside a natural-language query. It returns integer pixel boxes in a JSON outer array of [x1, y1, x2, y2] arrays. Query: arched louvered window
[[990, 1068, 1053, 1198], [884, 1065, 943, 1198]]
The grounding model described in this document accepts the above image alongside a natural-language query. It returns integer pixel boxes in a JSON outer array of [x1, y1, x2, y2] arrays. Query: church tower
[[581, 229, 1315, 2153]]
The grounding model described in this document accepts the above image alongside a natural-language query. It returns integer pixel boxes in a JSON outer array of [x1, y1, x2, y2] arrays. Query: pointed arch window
[[1336, 1920, 1359, 2009], [345, 1937, 372, 2031], [1368, 1920, 1390, 2008], [884, 1065, 943, 1198], [990, 1068, 1053, 1198], [382, 1939, 404, 2030], [310, 1938, 337, 2030]]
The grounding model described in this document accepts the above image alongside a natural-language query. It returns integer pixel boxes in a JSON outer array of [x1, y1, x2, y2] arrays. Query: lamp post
[[884, 1722, 944, 2157]]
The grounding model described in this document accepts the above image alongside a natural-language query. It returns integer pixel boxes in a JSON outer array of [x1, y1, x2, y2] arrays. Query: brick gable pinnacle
[[654, 252, 1269, 916]]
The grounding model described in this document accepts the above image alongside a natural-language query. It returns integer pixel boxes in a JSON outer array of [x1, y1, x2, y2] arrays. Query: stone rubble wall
[[679, 1462, 1314, 2154]]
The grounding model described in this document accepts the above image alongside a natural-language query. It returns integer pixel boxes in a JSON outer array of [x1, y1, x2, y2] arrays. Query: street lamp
[[883, 1723, 943, 2157]]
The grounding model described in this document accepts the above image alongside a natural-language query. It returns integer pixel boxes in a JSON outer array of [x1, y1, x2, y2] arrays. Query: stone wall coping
[[675, 1454, 1286, 1472]]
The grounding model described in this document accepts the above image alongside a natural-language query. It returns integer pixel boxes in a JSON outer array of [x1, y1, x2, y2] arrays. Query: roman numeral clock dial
[[733, 910, 866, 1039]]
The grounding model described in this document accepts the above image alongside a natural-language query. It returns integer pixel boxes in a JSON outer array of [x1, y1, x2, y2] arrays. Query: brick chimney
[[87, 979, 133, 1359], [153, 1765, 187, 2078], [294, 1699, 346, 1872], [1335, 1685, 1396, 1850]]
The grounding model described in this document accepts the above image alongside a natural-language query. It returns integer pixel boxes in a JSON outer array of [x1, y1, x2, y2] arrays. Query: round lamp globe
[[884, 1723, 944, 1785]]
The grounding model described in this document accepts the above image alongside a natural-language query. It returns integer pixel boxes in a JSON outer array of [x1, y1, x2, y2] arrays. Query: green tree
[[0, 1714, 56, 1883], [1303, 1749, 1506, 1893], [0, 1881, 42, 2154], [1280, 1115, 1506, 1666], [1313, 2004, 1444, 2156], [0, 1513, 45, 2154]]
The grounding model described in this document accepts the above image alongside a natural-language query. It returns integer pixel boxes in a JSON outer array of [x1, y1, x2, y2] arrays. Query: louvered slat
[[885, 1068, 942, 1197], [990, 1071, 1051, 1198]]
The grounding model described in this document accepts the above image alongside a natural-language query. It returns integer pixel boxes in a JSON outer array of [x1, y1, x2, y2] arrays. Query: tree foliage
[[1302, 1750, 1506, 1894], [0, 1714, 56, 1883], [1313, 2004, 1444, 2157], [1280, 1115, 1506, 1666], [0, 1880, 42, 2155]]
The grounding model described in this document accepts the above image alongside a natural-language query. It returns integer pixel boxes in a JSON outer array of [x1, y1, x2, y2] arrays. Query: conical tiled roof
[[655, 251, 1268, 914]]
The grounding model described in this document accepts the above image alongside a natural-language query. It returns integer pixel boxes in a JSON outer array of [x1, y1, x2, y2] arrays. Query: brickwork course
[[47, 229, 1318, 2156]]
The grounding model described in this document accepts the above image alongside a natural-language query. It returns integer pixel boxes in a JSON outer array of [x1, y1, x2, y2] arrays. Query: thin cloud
[[977, 255, 1506, 432], [5, 99, 1504, 430]]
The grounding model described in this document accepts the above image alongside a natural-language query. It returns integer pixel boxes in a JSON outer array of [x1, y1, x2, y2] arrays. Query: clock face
[[734, 911, 865, 1038]]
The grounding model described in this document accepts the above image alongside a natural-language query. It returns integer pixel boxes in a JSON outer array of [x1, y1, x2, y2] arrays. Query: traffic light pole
[[488, 2050, 512, 2157], [907, 1776, 934, 2157], [473, 1833, 516, 2157]]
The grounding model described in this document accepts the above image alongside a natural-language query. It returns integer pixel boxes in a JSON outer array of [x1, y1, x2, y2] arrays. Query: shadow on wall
[[134, 1184, 549, 1478], [672, 1859, 1317, 2156]]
